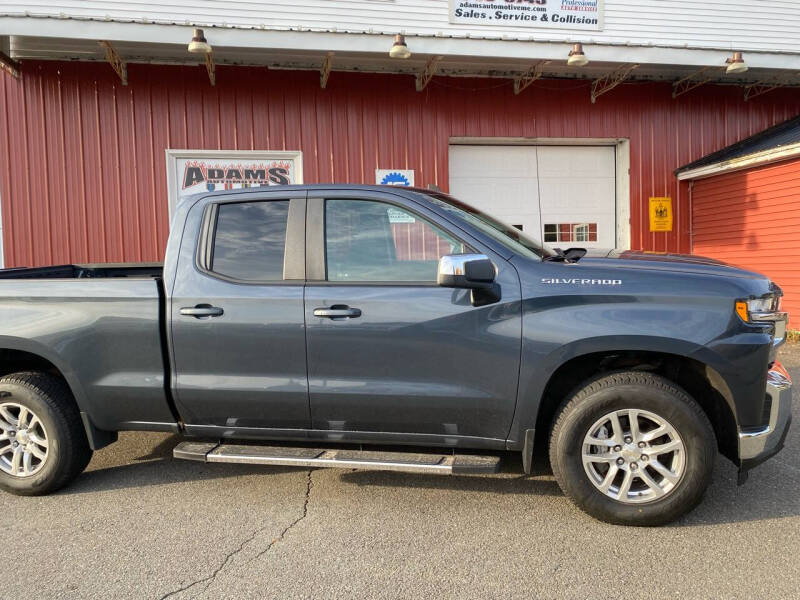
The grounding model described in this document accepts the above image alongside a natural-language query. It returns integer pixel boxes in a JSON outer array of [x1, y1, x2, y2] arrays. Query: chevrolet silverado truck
[[0, 185, 791, 526]]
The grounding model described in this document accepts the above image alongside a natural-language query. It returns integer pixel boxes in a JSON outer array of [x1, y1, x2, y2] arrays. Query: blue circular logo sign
[[380, 171, 411, 186]]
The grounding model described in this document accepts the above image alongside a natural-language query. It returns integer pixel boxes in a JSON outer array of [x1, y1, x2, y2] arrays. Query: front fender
[[505, 257, 775, 448], [507, 330, 771, 449]]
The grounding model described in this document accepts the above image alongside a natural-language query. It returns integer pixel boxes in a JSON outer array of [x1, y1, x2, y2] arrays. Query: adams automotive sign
[[165, 150, 303, 216], [449, 0, 603, 31]]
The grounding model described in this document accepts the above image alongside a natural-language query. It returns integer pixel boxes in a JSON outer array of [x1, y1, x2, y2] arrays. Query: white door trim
[[449, 137, 630, 250]]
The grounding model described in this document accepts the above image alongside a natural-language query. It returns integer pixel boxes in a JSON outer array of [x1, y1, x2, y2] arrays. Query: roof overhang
[[2, 16, 800, 86], [676, 142, 800, 181]]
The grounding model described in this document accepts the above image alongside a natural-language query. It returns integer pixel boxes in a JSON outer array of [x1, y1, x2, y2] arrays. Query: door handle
[[180, 304, 224, 318], [313, 305, 362, 319]]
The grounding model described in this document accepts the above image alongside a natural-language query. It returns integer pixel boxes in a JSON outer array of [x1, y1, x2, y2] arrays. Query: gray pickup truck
[[0, 185, 791, 525]]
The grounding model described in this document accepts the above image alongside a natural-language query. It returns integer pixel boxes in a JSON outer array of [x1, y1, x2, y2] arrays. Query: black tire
[[549, 371, 715, 526], [0, 371, 93, 496]]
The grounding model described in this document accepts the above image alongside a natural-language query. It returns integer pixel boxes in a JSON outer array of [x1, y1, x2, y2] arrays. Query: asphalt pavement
[[2, 346, 799, 599]]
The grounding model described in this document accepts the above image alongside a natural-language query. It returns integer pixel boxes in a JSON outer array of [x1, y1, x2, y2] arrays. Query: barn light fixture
[[188, 28, 212, 54], [389, 34, 411, 59], [567, 43, 589, 67], [725, 51, 748, 75]]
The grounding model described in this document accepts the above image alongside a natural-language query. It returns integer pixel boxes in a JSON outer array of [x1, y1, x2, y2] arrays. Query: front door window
[[325, 199, 468, 282]]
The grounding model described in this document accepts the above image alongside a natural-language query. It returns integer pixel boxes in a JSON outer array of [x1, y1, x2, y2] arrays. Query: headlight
[[748, 297, 776, 313], [735, 295, 784, 323]]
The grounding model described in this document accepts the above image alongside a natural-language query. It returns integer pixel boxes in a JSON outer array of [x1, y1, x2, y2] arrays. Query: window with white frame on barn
[[543, 223, 597, 243]]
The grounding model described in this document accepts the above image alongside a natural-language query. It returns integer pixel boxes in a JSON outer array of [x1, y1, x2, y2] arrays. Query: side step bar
[[174, 442, 501, 475]]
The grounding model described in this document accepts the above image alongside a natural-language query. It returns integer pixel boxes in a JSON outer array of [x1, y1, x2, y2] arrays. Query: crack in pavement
[[157, 469, 314, 600], [254, 468, 314, 560]]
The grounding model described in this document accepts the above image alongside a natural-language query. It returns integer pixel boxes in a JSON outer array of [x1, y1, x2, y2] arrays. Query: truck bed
[[0, 263, 163, 279], [0, 268, 175, 431]]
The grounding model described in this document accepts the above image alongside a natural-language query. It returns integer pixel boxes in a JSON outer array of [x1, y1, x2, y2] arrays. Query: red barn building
[[0, 2, 799, 317], [677, 116, 800, 328]]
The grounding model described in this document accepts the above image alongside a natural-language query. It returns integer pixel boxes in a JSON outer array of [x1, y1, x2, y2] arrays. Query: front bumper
[[738, 361, 792, 471]]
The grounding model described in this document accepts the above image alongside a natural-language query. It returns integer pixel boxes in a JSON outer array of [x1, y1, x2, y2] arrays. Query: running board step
[[173, 442, 501, 475]]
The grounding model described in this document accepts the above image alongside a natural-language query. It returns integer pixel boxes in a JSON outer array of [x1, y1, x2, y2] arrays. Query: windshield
[[423, 192, 556, 259]]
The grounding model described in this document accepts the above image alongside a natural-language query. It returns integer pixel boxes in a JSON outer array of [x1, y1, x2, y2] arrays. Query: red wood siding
[[692, 158, 800, 328], [1, 60, 799, 268]]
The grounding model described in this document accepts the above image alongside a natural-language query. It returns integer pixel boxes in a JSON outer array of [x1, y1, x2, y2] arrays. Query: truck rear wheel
[[0, 372, 92, 496], [549, 371, 715, 526]]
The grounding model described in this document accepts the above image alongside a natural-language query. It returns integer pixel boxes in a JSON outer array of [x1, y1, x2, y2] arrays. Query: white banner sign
[[165, 150, 303, 215], [449, 0, 602, 31]]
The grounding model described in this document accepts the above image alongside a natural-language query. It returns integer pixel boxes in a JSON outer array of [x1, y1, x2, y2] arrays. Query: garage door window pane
[[211, 201, 290, 281], [544, 222, 597, 243], [574, 224, 589, 242], [326, 199, 468, 282]]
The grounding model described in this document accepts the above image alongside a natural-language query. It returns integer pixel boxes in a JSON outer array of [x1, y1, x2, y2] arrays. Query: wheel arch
[[531, 348, 739, 467], [0, 339, 116, 450]]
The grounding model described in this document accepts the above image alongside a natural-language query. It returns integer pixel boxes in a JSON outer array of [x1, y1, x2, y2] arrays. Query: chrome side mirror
[[437, 254, 495, 288], [437, 254, 500, 306]]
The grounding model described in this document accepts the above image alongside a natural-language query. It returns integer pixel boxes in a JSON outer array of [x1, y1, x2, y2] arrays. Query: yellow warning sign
[[649, 197, 673, 232]]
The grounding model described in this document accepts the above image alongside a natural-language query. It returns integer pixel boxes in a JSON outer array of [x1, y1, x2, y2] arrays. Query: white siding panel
[[3, 1, 800, 53]]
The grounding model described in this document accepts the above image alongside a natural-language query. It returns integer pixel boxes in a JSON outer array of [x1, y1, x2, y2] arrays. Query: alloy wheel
[[0, 403, 50, 477], [582, 408, 686, 504]]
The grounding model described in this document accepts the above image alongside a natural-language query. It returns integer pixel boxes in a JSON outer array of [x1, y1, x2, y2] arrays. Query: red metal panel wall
[[692, 158, 800, 328], [1, 60, 799, 268]]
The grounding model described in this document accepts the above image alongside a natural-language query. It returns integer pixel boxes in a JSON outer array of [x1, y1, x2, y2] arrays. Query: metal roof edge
[[2, 12, 800, 56], [676, 141, 800, 181]]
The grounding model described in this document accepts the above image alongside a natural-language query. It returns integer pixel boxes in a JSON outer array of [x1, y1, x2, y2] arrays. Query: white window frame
[[573, 223, 590, 243]]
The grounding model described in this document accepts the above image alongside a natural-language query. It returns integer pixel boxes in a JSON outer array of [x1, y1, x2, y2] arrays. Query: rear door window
[[210, 200, 290, 281]]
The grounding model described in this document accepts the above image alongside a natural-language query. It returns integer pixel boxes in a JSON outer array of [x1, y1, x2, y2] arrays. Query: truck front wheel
[[549, 371, 715, 526], [0, 372, 93, 496]]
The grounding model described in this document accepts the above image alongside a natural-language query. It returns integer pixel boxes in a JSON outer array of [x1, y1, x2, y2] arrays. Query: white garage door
[[448, 145, 616, 249]]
